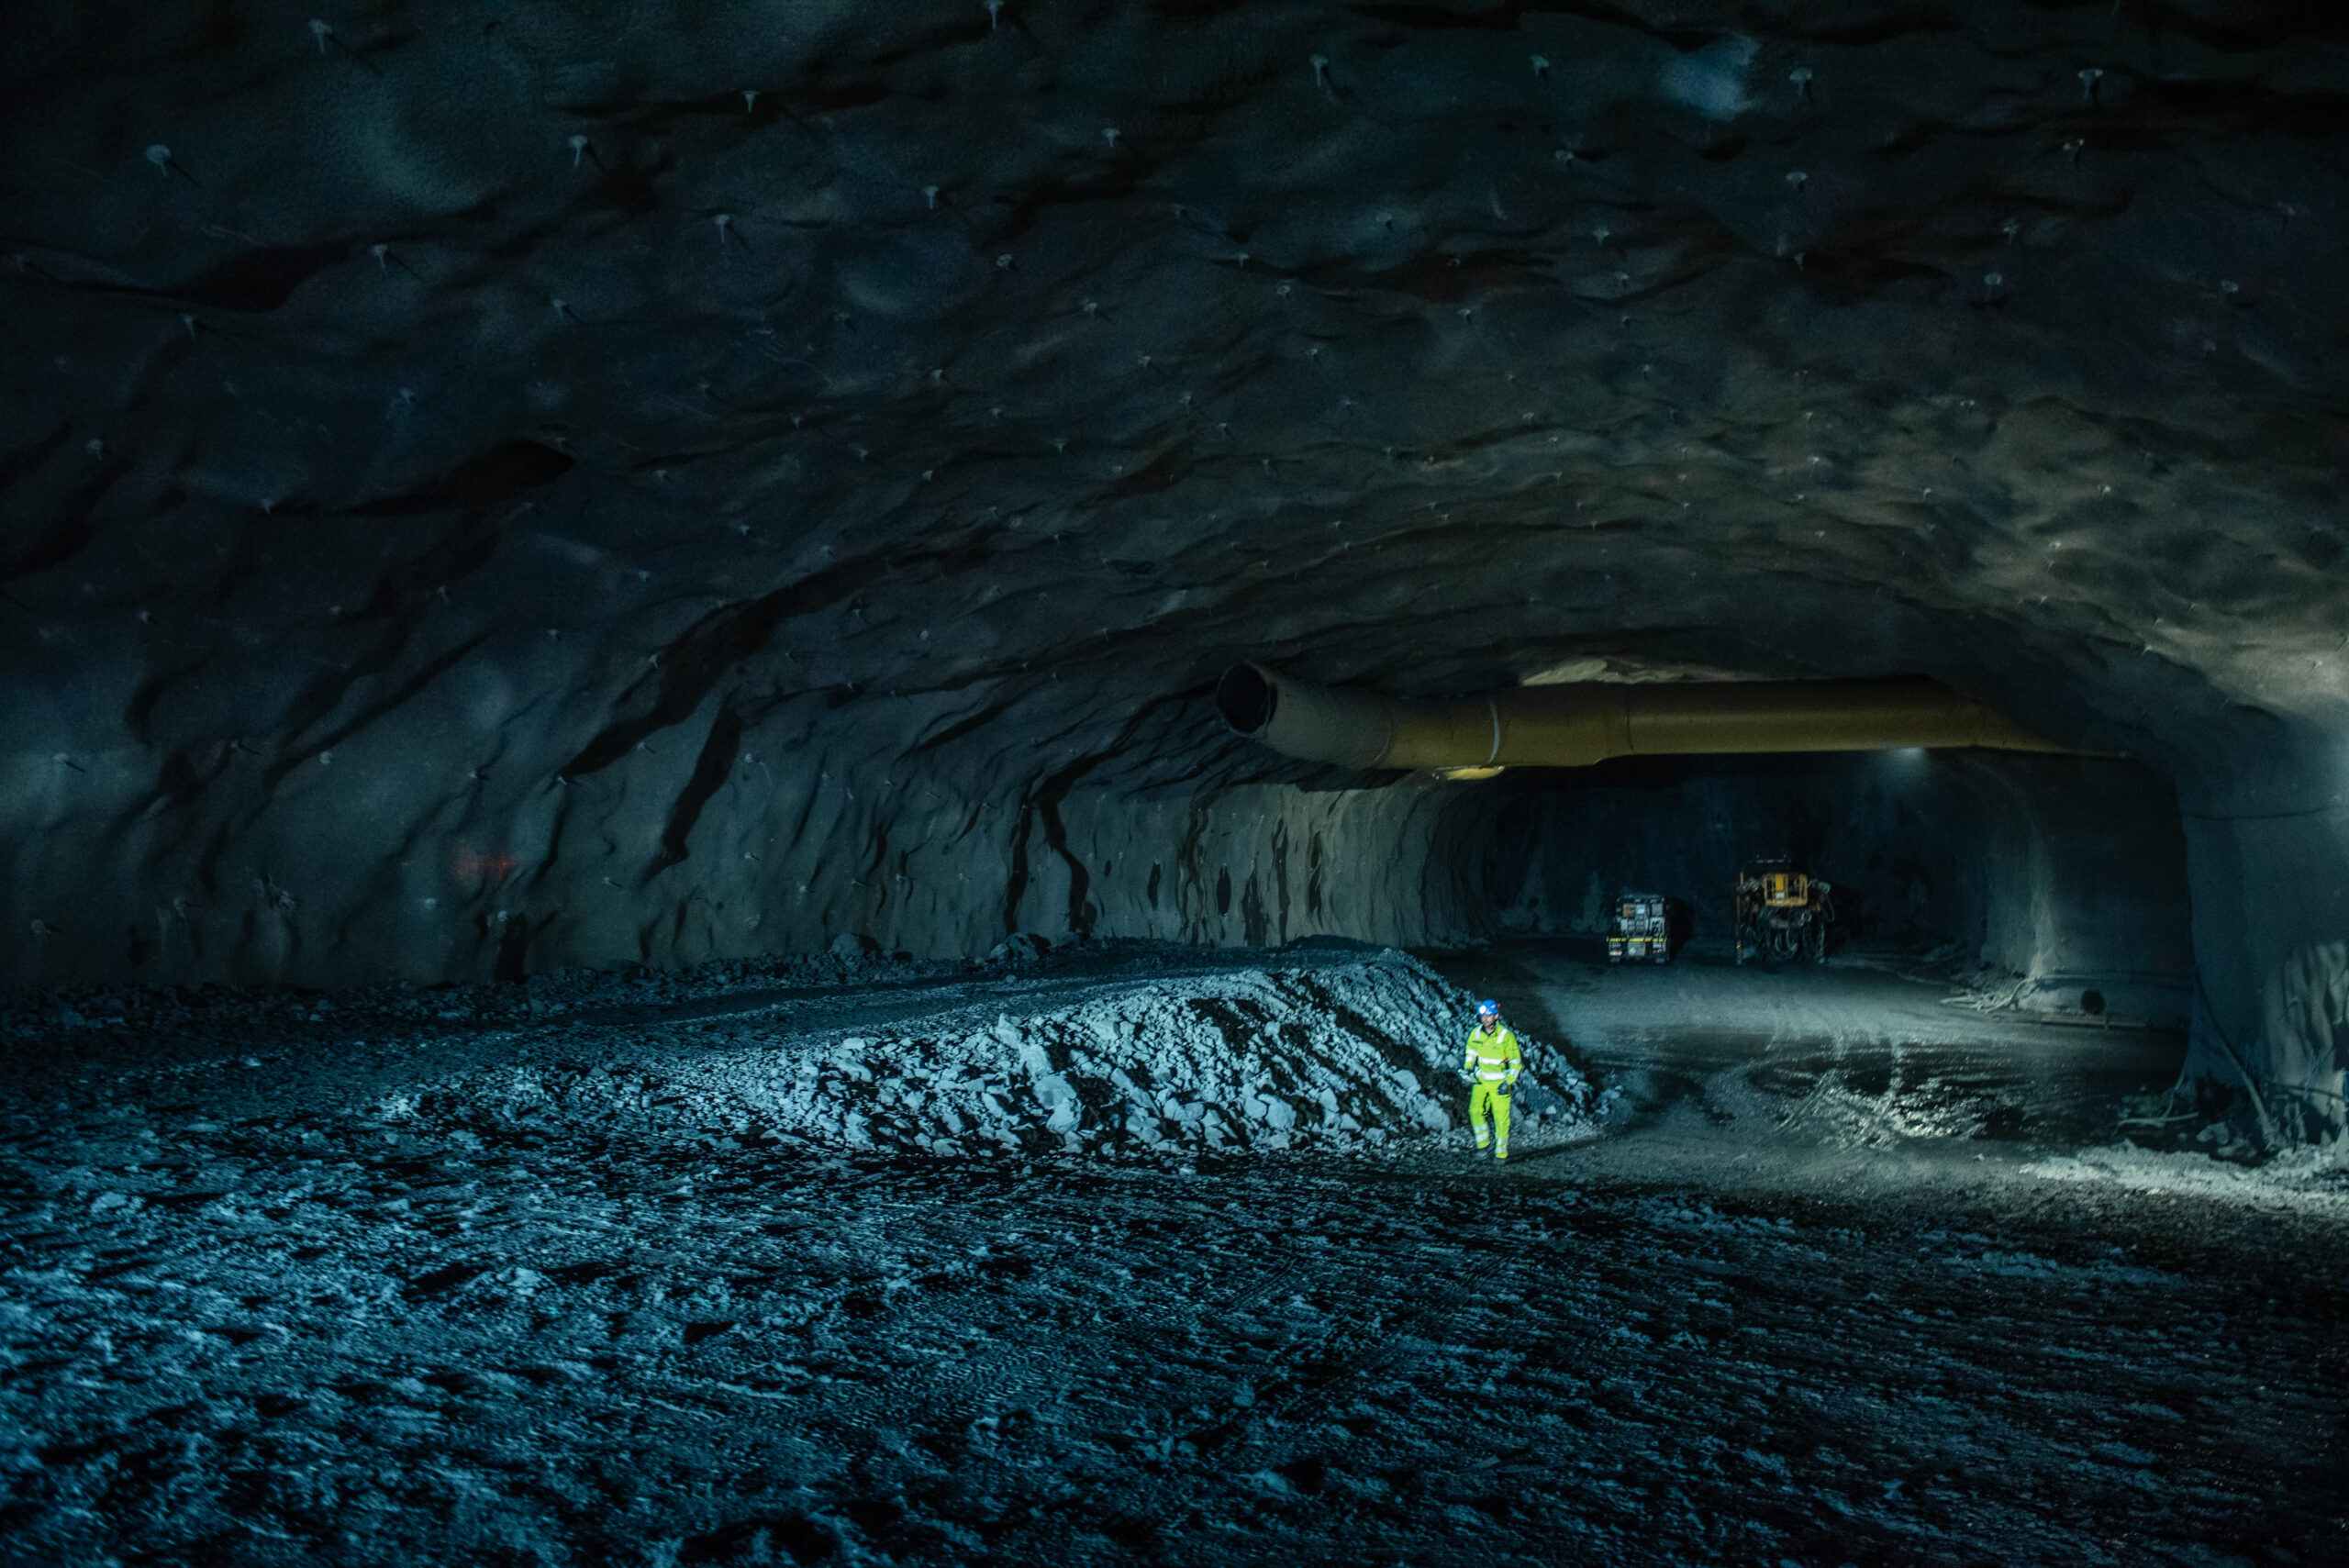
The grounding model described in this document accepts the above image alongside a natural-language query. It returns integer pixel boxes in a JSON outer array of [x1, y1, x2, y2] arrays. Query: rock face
[[1, 3, 2343, 1134]]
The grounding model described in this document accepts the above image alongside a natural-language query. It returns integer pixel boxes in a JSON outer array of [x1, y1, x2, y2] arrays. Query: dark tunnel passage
[[4, 1, 2347, 1562], [1475, 751, 2195, 1023]]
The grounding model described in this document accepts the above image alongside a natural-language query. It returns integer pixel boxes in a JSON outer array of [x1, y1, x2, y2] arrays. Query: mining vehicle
[[1608, 892, 1675, 964], [1733, 858, 1833, 963]]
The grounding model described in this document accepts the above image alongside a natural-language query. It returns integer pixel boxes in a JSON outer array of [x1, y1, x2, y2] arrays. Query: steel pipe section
[[1216, 663, 2070, 772]]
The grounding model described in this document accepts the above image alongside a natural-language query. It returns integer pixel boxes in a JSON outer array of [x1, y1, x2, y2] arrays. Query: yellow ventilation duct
[[1216, 664, 2069, 772]]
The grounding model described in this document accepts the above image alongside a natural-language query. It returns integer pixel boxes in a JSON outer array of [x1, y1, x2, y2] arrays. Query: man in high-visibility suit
[[1461, 999, 1523, 1161]]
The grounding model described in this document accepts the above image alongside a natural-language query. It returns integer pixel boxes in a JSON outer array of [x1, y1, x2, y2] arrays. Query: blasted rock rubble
[[364, 947, 1589, 1162], [7, 944, 1589, 1166]]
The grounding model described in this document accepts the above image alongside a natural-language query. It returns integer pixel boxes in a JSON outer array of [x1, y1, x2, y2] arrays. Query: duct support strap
[[1217, 664, 2071, 771]]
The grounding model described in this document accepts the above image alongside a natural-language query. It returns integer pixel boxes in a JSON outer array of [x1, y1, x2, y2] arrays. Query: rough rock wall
[[1949, 755, 2195, 1022], [2178, 731, 2349, 1140], [1482, 753, 2193, 1021], [1034, 780, 1492, 951], [2, 1, 2345, 1129], [4, 652, 1490, 985]]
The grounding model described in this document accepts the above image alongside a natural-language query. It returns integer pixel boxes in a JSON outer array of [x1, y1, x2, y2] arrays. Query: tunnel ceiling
[[5, 0, 2347, 819]]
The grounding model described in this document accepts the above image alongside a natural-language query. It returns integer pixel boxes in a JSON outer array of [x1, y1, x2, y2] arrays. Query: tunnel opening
[[1462, 750, 2195, 1024]]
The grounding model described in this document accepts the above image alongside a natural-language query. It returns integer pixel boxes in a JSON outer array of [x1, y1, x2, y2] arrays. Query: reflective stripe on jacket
[[1464, 1024, 1522, 1084]]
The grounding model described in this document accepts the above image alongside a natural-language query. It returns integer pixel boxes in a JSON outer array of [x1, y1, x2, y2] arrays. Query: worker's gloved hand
[[1497, 1081, 1513, 1098], [1457, 1070, 1475, 1086]]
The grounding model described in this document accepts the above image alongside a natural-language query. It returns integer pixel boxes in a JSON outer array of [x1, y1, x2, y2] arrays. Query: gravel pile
[[371, 950, 1593, 1162]]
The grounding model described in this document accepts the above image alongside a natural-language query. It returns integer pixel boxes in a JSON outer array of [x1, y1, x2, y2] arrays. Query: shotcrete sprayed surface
[[4, 946, 2345, 1566]]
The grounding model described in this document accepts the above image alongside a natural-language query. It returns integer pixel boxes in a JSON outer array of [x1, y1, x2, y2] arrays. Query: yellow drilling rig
[[1733, 857, 1833, 963]]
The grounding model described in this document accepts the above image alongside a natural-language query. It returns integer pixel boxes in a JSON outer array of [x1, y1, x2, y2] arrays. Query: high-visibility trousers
[[1469, 1079, 1512, 1158]]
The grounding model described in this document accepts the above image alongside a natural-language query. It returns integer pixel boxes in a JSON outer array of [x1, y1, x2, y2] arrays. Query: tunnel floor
[[3, 948, 2345, 1567], [1428, 940, 2210, 1190]]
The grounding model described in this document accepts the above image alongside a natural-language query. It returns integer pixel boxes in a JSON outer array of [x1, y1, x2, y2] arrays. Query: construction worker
[[1461, 999, 1523, 1161]]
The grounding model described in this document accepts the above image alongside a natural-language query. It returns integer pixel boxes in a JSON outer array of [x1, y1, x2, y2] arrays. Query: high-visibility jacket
[[1464, 1024, 1522, 1085]]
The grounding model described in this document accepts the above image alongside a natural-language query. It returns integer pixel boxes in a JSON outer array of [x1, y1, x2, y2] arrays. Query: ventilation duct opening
[[1214, 662, 1276, 738]]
